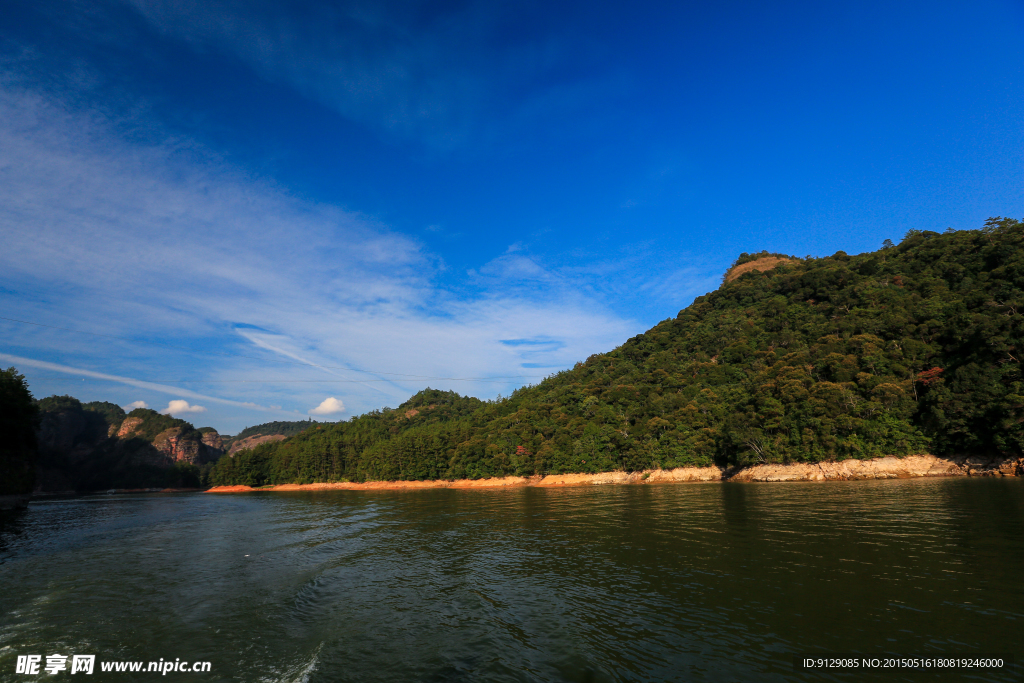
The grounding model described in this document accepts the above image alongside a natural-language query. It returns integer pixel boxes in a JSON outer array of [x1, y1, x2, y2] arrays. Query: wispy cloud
[[0, 353, 286, 413], [0, 83, 652, 430], [111, 0, 614, 150], [469, 243, 722, 321]]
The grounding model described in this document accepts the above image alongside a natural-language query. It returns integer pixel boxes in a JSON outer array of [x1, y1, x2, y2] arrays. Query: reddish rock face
[[34, 405, 229, 491], [117, 417, 144, 438], [154, 427, 204, 464], [151, 427, 225, 465]]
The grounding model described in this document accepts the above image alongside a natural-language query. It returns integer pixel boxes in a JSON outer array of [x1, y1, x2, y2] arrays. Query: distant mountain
[[7, 219, 1024, 491], [33, 399, 225, 491], [0, 390, 323, 493], [221, 420, 322, 455], [210, 218, 1024, 485]]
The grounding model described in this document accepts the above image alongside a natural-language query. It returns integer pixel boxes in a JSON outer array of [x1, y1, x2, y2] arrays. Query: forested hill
[[220, 420, 324, 453], [229, 421, 322, 443], [209, 218, 1024, 486]]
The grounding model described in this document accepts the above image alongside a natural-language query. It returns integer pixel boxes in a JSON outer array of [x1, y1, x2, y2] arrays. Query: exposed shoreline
[[206, 453, 1023, 493]]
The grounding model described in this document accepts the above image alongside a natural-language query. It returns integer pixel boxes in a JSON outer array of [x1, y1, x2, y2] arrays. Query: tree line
[[208, 218, 1024, 486]]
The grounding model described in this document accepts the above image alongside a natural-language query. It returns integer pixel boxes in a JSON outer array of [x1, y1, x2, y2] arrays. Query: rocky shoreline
[[206, 453, 1022, 493], [728, 453, 1020, 481]]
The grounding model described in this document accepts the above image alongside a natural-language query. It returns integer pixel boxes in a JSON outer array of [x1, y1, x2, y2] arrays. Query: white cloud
[[0, 82, 713, 432], [309, 397, 345, 416], [162, 399, 207, 415], [123, 400, 149, 411]]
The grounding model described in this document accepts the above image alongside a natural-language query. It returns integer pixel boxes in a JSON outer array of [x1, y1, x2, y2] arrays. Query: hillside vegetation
[[1, 394, 321, 492], [31, 399, 225, 491], [220, 420, 323, 453], [228, 420, 322, 442], [210, 218, 1024, 486]]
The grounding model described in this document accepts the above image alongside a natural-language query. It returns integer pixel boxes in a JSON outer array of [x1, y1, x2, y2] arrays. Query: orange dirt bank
[[205, 454, 1022, 493]]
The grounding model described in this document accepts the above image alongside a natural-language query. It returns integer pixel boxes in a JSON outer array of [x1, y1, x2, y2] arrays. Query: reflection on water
[[0, 478, 1021, 682]]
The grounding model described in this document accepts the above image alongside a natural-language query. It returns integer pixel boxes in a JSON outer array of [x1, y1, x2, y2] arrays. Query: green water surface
[[0, 477, 1021, 682]]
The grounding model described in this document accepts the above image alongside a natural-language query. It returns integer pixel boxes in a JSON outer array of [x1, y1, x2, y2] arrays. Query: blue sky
[[1, 0, 1022, 434]]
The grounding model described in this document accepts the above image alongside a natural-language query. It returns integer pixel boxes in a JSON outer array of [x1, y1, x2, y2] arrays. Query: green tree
[[0, 367, 39, 495], [165, 218, 1024, 486]]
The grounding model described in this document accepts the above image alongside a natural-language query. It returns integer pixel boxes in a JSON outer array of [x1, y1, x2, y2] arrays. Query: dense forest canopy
[[0, 367, 38, 495], [123, 407, 198, 442], [6, 219, 1021, 490], [225, 420, 324, 443], [209, 219, 1024, 486]]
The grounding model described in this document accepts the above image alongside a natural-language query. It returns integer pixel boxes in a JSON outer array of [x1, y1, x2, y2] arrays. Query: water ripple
[[0, 479, 1021, 682]]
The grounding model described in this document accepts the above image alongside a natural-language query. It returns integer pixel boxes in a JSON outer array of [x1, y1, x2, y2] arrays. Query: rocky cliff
[[201, 429, 224, 451], [116, 417, 143, 438], [227, 433, 287, 455], [153, 427, 212, 464], [218, 420, 321, 454], [33, 398, 225, 491], [728, 454, 1023, 481]]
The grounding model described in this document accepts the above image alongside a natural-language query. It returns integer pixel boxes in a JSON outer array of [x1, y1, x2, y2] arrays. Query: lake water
[[0, 478, 1021, 682]]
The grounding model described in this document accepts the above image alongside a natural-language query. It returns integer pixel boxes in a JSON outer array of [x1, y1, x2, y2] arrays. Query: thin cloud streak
[[118, 0, 582, 149], [0, 353, 293, 414], [237, 329, 393, 397]]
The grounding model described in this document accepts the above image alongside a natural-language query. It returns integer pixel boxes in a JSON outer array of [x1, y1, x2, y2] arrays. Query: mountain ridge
[[209, 218, 1024, 486], [6, 218, 1023, 491]]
